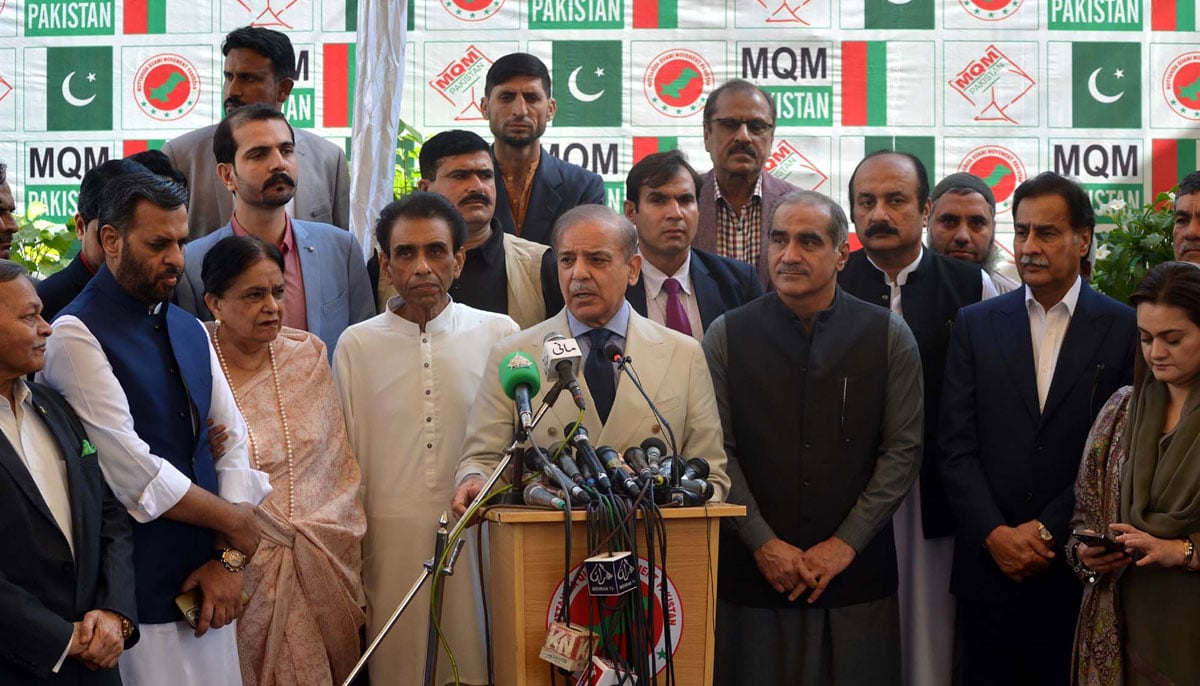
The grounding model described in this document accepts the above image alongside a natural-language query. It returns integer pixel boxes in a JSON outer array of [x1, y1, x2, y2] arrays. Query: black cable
[[476, 529, 494, 686]]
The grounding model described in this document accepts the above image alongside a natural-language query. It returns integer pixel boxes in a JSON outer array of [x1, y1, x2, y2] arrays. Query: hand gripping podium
[[484, 503, 745, 685]]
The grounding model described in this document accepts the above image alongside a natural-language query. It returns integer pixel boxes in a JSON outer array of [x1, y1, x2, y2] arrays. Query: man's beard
[[116, 244, 180, 304]]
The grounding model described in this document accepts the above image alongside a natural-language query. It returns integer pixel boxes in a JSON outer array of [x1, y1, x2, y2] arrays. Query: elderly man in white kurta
[[333, 193, 518, 686]]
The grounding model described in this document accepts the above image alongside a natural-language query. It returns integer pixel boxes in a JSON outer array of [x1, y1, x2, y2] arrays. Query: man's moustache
[[263, 173, 296, 190], [460, 193, 491, 207], [1020, 256, 1050, 268], [865, 223, 900, 238], [730, 143, 757, 159], [224, 97, 245, 111]]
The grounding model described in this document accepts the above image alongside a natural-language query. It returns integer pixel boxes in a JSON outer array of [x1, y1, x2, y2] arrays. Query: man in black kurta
[[706, 190, 923, 684]]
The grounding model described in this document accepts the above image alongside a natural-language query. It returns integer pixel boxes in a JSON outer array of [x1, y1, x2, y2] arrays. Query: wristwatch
[[214, 547, 247, 573], [1036, 521, 1054, 543], [118, 614, 135, 641]]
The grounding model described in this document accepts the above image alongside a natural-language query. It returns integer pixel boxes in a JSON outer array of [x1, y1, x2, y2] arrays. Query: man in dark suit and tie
[[624, 150, 763, 339], [481, 53, 605, 245], [0, 259, 137, 684], [939, 172, 1137, 685]]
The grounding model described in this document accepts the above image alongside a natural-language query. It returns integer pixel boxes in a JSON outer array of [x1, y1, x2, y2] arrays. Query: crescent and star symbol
[[61, 71, 97, 107], [568, 66, 604, 103], [1088, 67, 1124, 105]]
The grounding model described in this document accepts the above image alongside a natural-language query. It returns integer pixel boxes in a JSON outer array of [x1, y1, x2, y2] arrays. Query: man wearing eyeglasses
[[695, 80, 800, 287]]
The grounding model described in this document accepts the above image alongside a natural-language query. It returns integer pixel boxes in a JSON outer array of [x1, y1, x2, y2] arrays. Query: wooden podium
[[484, 503, 744, 685]]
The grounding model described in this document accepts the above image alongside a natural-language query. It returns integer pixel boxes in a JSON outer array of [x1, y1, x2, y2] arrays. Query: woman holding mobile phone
[[1069, 261, 1200, 686]]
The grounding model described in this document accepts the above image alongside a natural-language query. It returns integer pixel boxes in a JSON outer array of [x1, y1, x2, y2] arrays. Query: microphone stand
[[341, 397, 559, 686], [614, 353, 679, 457]]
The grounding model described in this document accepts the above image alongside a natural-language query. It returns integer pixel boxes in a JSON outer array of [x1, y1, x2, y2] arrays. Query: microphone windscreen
[[499, 351, 541, 400], [603, 341, 624, 363]]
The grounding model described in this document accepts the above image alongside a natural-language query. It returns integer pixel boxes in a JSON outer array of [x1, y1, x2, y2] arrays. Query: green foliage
[[9, 201, 74, 279], [393, 119, 424, 200], [1091, 190, 1177, 305]]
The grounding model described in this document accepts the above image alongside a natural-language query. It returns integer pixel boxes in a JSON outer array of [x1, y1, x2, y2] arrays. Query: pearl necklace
[[212, 323, 296, 520]]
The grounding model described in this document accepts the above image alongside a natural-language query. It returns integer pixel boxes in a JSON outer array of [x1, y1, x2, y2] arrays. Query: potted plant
[[1090, 190, 1177, 305]]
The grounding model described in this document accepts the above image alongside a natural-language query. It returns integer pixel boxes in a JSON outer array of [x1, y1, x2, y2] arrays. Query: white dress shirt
[[640, 254, 704, 342], [40, 311, 271, 523], [1026, 276, 1082, 411]]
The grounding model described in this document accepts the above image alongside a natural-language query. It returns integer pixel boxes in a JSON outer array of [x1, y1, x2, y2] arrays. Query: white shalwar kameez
[[333, 298, 518, 686]]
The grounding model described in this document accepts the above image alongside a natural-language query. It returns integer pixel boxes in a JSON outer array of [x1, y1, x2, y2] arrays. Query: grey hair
[[0, 259, 29, 284], [769, 190, 849, 247], [550, 204, 639, 261]]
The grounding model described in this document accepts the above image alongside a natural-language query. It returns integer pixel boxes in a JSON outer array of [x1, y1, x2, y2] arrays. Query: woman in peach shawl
[[201, 235, 366, 685]]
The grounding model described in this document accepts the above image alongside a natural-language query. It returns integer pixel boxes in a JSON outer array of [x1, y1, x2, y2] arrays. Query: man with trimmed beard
[[927, 172, 1020, 294], [174, 104, 373, 356], [164, 26, 350, 239], [481, 53, 605, 245], [40, 171, 271, 686]]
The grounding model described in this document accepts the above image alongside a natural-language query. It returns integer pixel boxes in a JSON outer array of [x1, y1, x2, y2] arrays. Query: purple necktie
[[663, 278, 693, 336]]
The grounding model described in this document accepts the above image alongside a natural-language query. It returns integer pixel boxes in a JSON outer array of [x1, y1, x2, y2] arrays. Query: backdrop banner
[[1, 0, 1197, 257]]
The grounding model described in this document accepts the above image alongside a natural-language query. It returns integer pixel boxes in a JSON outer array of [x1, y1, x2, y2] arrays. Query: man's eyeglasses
[[708, 117, 775, 136]]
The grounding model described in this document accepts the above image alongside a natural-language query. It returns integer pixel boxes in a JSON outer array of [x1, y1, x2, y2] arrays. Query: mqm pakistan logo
[[958, 0, 1023, 21], [765, 141, 828, 190], [441, 0, 504, 21], [949, 45, 1035, 124], [133, 54, 200, 121], [429, 45, 493, 121], [644, 49, 714, 118], [546, 558, 683, 674], [1161, 52, 1200, 121], [958, 145, 1027, 212], [755, 0, 816, 24]]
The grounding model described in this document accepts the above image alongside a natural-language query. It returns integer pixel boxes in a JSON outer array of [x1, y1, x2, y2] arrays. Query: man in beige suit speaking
[[451, 204, 729, 514]]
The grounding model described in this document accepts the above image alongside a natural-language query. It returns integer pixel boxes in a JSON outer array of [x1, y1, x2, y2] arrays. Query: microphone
[[542, 333, 586, 411], [604, 342, 625, 365], [568, 424, 611, 490], [606, 341, 678, 456], [682, 457, 710, 481], [597, 445, 641, 495], [498, 351, 541, 438], [658, 455, 686, 486], [526, 443, 591, 504], [524, 482, 566, 510], [679, 457, 714, 499], [548, 441, 586, 486], [666, 487, 709, 507], [641, 438, 668, 471], [622, 446, 658, 485]]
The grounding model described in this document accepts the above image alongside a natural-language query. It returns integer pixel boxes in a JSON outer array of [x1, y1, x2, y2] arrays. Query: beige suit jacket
[[455, 308, 730, 500]]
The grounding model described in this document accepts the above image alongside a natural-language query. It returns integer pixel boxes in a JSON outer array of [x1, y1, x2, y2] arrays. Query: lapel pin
[[37, 404, 47, 416], [305, 245, 315, 252], [81, 440, 96, 457]]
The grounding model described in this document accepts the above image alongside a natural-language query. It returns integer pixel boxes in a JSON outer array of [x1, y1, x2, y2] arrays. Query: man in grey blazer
[[163, 26, 350, 240], [175, 105, 373, 356], [695, 80, 800, 286]]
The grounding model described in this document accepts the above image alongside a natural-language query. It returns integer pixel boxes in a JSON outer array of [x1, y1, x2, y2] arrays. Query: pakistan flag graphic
[[27, 46, 113, 131], [552, 41, 622, 127]]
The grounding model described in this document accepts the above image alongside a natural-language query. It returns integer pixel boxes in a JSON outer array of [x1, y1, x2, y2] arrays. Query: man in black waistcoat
[[838, 151, 997, 686], [706, 190, 923, 685]]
